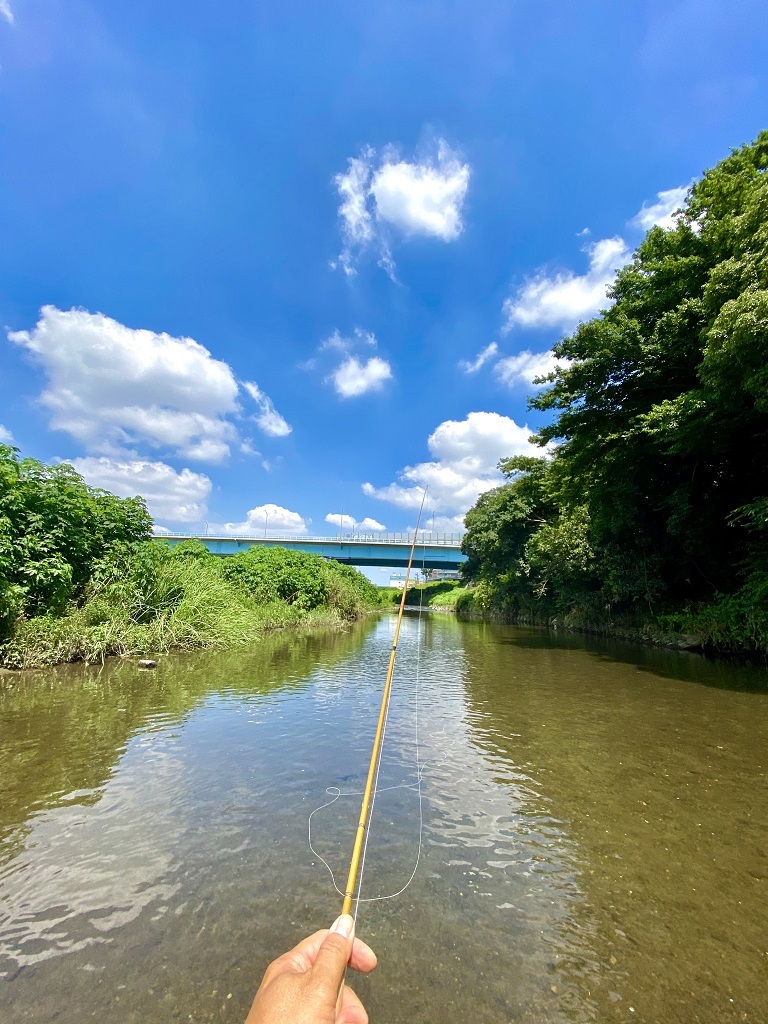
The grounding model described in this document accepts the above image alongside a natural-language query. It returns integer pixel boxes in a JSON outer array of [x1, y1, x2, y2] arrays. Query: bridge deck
[[155, 533, 466, 570]]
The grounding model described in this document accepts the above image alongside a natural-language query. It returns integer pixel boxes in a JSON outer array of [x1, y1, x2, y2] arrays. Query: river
[[0, 613, 766, 1023]]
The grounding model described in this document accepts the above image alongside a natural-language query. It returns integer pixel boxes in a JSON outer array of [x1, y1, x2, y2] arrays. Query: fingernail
[[329, 914, 354, 939]]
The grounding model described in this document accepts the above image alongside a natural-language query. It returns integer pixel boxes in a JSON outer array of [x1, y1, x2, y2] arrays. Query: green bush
[[1, 539, 382, 668], [0, 444, 151, 637], [222, 546, 329, 610]]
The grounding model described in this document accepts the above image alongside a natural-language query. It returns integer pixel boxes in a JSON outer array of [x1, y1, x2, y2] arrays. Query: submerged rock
[[138, 659, 157, 669]]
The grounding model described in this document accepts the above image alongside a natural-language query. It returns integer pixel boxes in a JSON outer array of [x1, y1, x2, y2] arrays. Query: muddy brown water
[[0, 614, 766, 1023]]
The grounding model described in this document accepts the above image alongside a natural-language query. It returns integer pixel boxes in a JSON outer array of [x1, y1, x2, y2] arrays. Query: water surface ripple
[[0, 616, 766, 1023]]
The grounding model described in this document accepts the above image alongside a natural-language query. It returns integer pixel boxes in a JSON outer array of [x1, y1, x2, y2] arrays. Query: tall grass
[[392, 579, 471, 609], [1, 541, 382, 669]]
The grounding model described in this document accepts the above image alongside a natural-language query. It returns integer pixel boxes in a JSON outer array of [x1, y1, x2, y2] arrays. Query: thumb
[[311, 914, 354, 999]]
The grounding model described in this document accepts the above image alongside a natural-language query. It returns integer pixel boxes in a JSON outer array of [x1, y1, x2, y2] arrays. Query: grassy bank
[[1, 540, 384, 670], [387, 579, 471, 610], [454, 588, 768, 659]]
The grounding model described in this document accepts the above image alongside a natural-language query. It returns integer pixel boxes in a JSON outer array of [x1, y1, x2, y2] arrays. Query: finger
[[310, 914, 354, 1000], [349, 936, 377, 974], [273, 929, 330, 975], [338, 983, 368, 1024]]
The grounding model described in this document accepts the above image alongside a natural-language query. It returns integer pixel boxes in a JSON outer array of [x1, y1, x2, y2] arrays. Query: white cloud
[[67, 457, 212, 523], [412, 514, 466, 536], [363, 411, 535, 516], [0, 424, 14, 443], [325, 513, 387, 532], [0, 2, 13, 25], [499, 183, 689, 341], [320, 328, 377, 354], [239, 439, 260, 456], [503, 237, 631, 334], [325, 513, 357, 530], [371, 141, 470, 240], [495, 348, 561, 388], [334, 148, 376, 274], [208, 503, 308, 536], [459, 342, 498, 375], [630, 185, 689, 232], [9, 307, 241, 462], [359, 517, 386, 532], [334, 139, 470, 275], [242, 381, 292, 437], [329, 355, 392, 398], [310, 328, 392, 398]]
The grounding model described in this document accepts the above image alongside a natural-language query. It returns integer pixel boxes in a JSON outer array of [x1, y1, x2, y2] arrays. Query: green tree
[[0, 445, 152, 636], [530, 130, 768, 608], [462, 132, 768, 647]]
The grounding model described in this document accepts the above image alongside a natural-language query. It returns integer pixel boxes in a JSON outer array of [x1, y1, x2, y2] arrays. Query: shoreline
[[0, 605, 384, 674], [454, 604, 768, 663]]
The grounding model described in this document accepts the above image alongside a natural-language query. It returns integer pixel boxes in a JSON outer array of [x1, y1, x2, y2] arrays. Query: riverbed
[[0, 614, 766, 1023]]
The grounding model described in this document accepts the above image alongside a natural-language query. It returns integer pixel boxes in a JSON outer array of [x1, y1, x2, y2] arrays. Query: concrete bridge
[[155, 532, 467, 570]]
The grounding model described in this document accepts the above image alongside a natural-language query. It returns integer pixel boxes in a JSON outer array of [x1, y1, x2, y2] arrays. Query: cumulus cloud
[[459, 342, 498, 375], [0, 2, 13, 25], [412, 514, 467, 536], [325, 513, 357, 530], [630, 185, 689, 231], [329, 355, 393, 398], [363, 411, 535, 516], [372, 140, 470, 240], [242, 381, 292, 437], [325, 513, 387, 532], [8, 307, 243, 462], [359, 517, 386, 532], [0, 424, 14, 443], [495, 348, 561, 388], [309, 328, 393, 398], [208, 503, 308, 536], [503, 237, 631, 334], [500, 184, 691, 339], [334, 139, 470, 275], [67, 457, 212, 523]]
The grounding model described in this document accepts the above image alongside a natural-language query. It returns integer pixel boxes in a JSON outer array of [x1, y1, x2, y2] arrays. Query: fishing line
[[307, 492, 437, 913], [352, 525, 430, 912]]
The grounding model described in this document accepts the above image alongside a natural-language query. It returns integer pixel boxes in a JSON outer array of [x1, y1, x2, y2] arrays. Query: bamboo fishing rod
[[339, 492, 427, 918]]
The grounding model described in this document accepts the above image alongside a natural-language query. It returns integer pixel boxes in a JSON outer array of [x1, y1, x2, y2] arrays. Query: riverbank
[[391, 580, 768, 659], [454, 589, 768, 660], [386, 579, 472, 612], [0, 540, 384, 671]]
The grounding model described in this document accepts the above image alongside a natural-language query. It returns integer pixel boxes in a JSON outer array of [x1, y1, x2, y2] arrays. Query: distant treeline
[[459, 132, 768, 656], [0, 446, 381, 668]]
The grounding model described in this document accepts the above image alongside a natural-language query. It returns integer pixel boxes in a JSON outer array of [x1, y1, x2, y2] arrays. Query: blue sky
[[1, 1, 767, 579]]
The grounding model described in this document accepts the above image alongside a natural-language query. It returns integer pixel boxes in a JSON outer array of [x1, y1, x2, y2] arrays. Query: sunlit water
[[0, 614, 766, 1023]]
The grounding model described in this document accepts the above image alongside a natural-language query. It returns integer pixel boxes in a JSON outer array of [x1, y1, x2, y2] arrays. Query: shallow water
[[0, 615, 766, 1023]]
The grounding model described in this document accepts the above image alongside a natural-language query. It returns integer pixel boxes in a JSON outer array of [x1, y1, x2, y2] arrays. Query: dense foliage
[[0, 450, 381, 667], [461, 132, 768, 654], [391, 579, 471, 609], [0, 445, 151, 637], [2, 537, 382, 669], [221, 545, 381, 616]]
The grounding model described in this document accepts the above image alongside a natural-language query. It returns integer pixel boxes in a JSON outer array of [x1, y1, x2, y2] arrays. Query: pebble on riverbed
[[138, 659, 157, 669]]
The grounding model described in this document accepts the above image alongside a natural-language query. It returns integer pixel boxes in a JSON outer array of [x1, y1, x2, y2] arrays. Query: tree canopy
[[461, 132, 768, 650], [0, 445, 152, 636]]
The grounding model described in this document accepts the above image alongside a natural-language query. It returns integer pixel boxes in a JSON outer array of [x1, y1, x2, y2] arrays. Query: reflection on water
[[0, 615, 766, 1023]]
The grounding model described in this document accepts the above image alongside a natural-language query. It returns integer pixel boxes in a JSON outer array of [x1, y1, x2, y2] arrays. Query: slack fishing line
[[307, 488, 436, 923]]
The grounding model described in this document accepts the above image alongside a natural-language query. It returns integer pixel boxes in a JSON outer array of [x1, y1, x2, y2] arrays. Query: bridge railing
[[154, 532, 465, 547]]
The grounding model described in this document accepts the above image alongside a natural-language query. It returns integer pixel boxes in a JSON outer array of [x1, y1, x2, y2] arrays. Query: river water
[[0, 614, 766, 1024]]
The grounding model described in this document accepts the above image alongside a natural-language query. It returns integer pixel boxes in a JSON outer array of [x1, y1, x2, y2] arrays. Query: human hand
[[244, 914, 377, 1024]]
